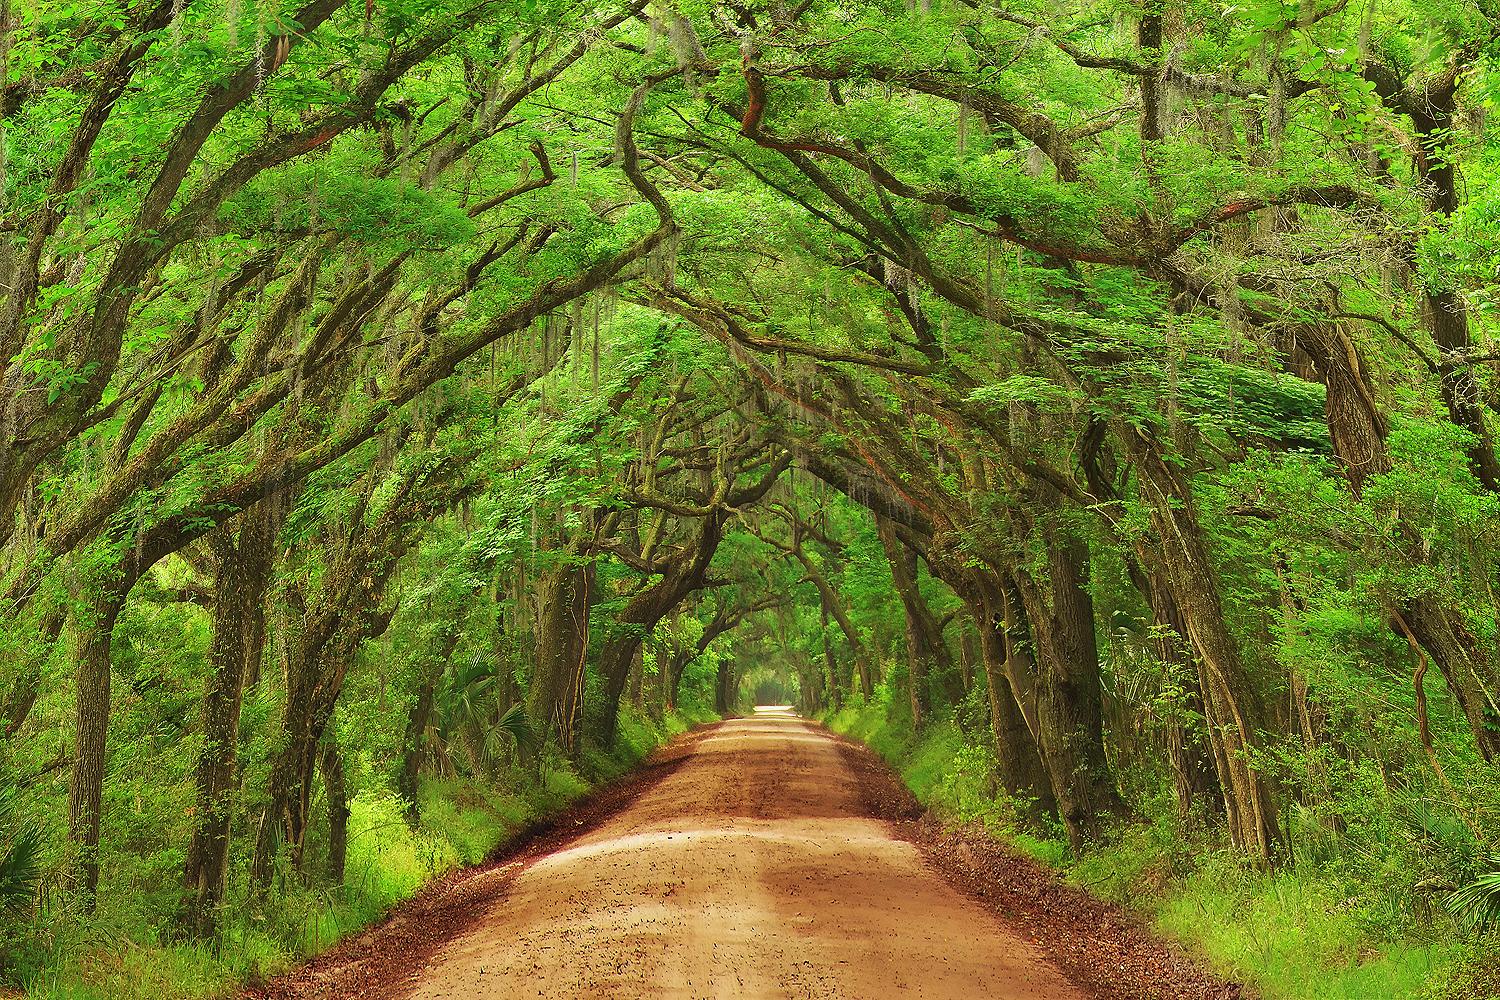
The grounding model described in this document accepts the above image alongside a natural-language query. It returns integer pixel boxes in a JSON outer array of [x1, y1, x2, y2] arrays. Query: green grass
[[827, 695, 1491, 1000], [1149, 863, 1457, 1000], [18, 705, 711, 1000]]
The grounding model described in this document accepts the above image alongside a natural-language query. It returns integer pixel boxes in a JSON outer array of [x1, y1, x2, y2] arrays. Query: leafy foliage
[[5, 0, 1500, 996]]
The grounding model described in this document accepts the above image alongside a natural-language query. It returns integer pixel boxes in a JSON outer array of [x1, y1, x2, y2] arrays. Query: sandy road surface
[[404, 708, 1084, 1000]]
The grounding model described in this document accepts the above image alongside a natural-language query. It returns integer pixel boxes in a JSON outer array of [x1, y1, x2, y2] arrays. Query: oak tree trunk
[[1123, 428, 1282, 863], [182, 502, 281, 937], [66, 585, 127, 905], [321, 740, 349, 885], [879, 519, 953, 727], [970, 593, 1053, 813], [1011, 537, 1123, 849]]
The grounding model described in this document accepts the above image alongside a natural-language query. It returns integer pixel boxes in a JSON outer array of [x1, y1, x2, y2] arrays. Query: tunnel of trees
[[2, 0, 1500, 993]]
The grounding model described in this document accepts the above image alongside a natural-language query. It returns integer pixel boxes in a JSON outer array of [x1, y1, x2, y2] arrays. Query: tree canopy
[[4, 0, 1500, 993]]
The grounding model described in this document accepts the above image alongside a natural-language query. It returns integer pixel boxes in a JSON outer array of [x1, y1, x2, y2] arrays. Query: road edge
[[825, 726, 1248, 1000], [244, 722, 719, 1000]]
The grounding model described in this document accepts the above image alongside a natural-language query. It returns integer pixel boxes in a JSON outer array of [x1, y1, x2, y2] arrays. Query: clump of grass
[[1150, 855, 1457, 1000]]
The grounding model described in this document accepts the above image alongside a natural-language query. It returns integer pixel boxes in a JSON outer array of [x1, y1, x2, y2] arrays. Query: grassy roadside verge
[[826, 694, 1498, 1000], [18, 706, 713, 1000]]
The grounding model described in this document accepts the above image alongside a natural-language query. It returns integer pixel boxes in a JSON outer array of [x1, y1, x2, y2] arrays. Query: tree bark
[[597, 515, 725, 743], [182, 501, 281, 937], [820, 598, 843, 711], [399, 660, 439, 825], [1401, 69, 1500, 493], [1, 604, 65, 740], [525, 562, 590, 753], [629, 644, 644, 709], [1122, 427, 1282, 863], [878, 518, 952, 727], [1135, 560, 1224, 823], [969, 592, 1053, 812], [320, 739, 349, 885], [251, 526, 409, 888], [525, 564, 575, 747], [399, 614, 465, 823], [554, 563, 592, 755], [793, 547, 870, 698], [65, 583, 127, 904], [1010, 535, 1124, 849], [1293, 321, 1500, 761], [958, 627, 976, 693], [669, 647, 688, 710]]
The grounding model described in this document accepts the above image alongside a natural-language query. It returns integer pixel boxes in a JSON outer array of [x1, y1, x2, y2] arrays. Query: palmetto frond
[[0, 833, 41, 913], [1448, 862, 1500, 932]]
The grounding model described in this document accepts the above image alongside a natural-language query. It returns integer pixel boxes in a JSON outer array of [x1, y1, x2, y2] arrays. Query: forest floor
[[246, 709, 1238, 999]]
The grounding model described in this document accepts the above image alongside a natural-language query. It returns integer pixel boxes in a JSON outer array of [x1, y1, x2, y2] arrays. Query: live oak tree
[[5, 0, 1500, 989]]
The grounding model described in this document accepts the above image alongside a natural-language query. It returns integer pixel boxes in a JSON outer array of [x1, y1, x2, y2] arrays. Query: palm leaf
[[490, 702, 536, 755], [1447, 863, 1500, 932], [0, 824, 43, 914]]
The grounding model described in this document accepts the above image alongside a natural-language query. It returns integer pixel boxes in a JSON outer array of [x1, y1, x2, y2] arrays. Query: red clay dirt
[[250, 711, 1241, 999]]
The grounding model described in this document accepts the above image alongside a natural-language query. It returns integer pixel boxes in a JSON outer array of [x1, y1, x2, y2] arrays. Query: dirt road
[[404, 708, 1083, 999]]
